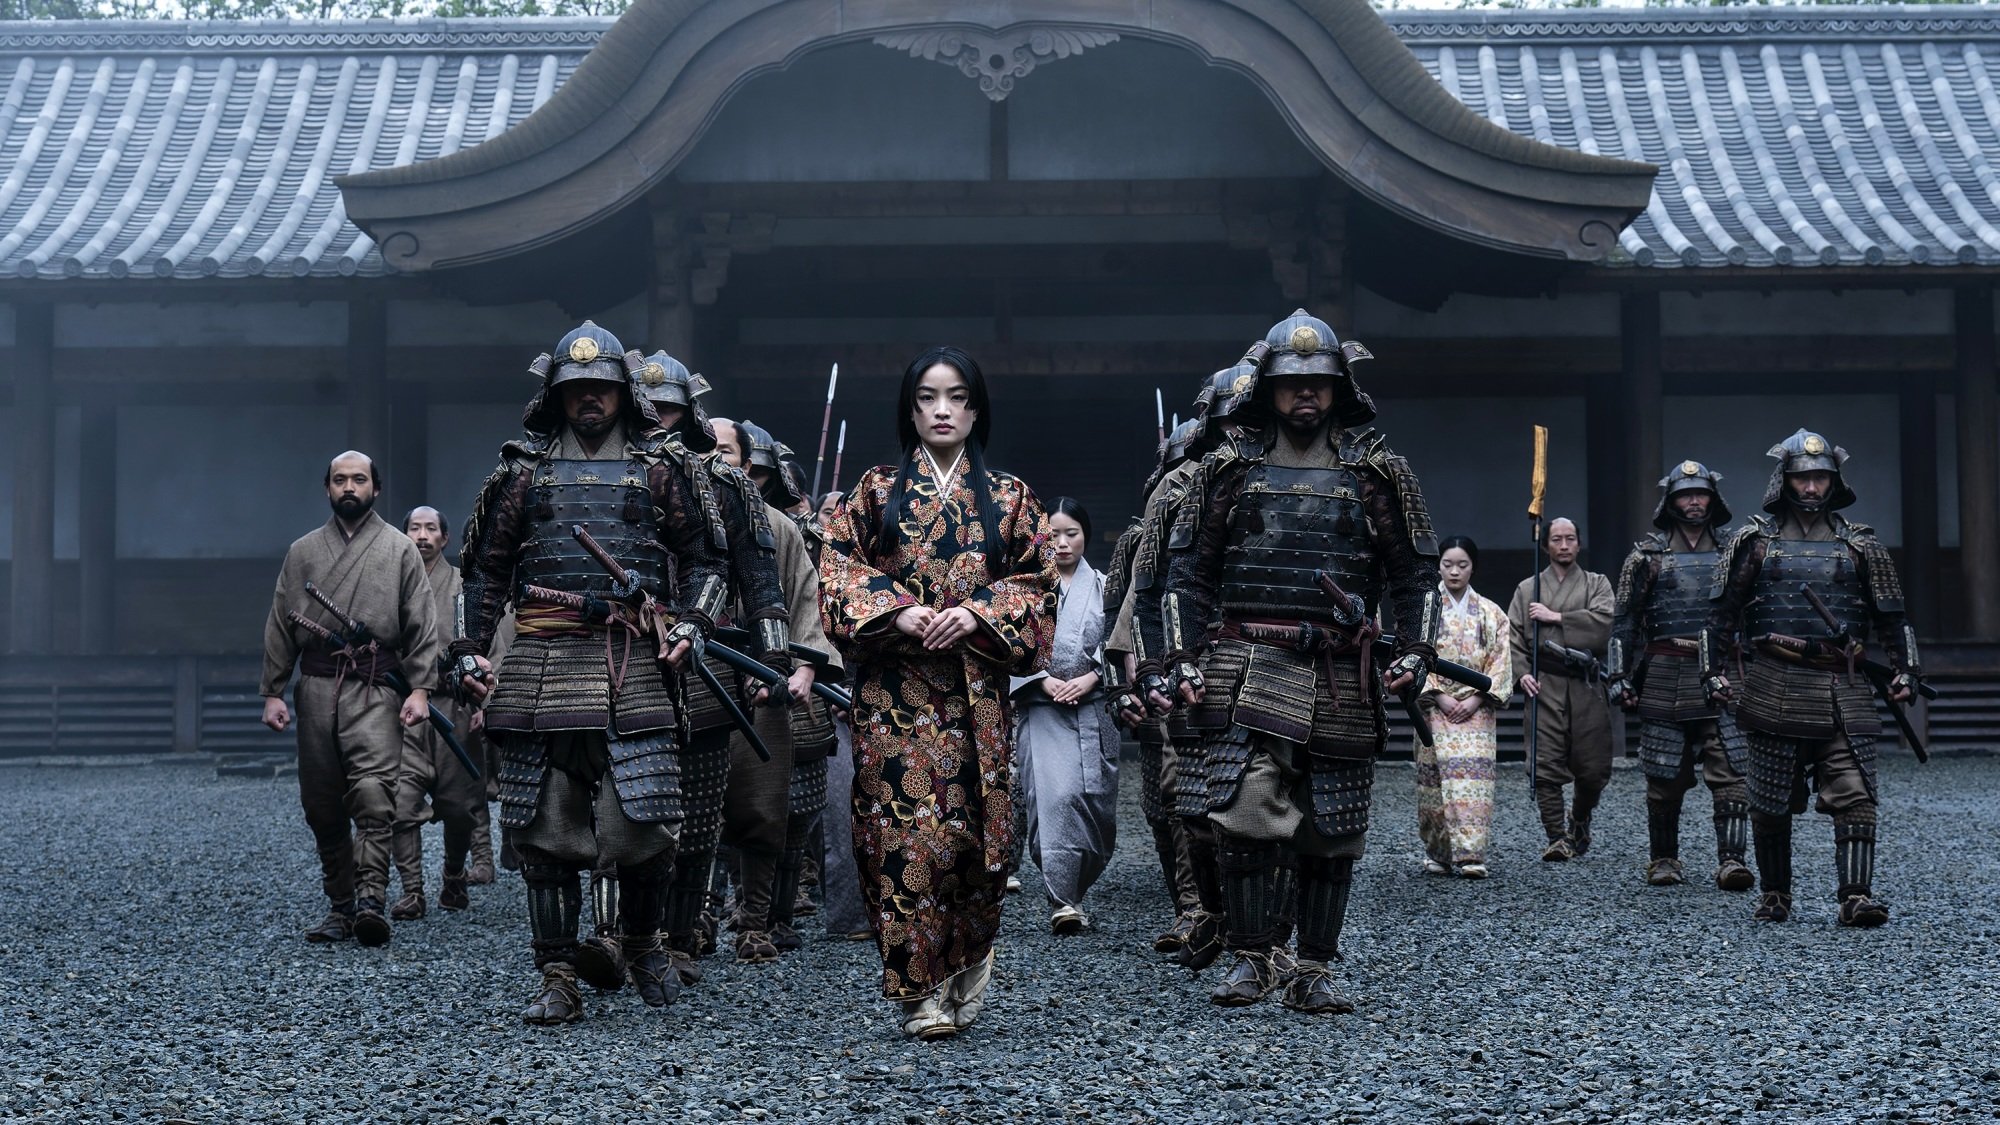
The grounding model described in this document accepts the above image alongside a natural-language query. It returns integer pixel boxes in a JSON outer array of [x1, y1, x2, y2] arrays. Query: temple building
[[1, 1, 1995, 753]]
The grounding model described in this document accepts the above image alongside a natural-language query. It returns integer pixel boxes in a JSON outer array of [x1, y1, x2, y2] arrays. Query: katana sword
[[712, 625, 854, 711], [1797, 581, 1931, 762], [291, 589, 480, 781]]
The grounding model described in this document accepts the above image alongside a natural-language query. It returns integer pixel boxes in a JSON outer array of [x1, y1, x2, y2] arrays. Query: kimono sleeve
[[818, 466, 921, 654], [964, 475, 1057, 677]]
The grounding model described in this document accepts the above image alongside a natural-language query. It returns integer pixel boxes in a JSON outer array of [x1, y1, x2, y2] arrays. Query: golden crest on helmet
[[1681, 460, 1701, 477], [1289, 325, 1321, 355], [1802, 434, 1826, 454], [641, 361, 667, 387], [568, 336, 601, 363]]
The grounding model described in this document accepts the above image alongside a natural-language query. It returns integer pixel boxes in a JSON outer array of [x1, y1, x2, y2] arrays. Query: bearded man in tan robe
[[261, 452, 440, 947], [387, 506, 489, 920], [1508, 516, 1616, 861]]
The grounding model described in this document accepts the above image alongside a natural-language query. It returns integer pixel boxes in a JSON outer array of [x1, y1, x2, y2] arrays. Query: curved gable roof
[[336, 0, 1656, 268]]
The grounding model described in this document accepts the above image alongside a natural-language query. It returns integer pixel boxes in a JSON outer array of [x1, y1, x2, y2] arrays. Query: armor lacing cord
[[516, 602, 647, 693], [1217, 616, 1380, 714], [300, 640, 385, 730]]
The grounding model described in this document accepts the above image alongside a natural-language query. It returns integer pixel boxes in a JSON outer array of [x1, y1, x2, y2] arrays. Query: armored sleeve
[[1609, 547, 1657, 679], [1158, 455, 1246, 666], [707, 461, 790, 659], [1703, 529, 1767, 678], [648, 457, 731, 633], [1850, 527, 1919, 675], [452, 461, 533, 661], [1129, 478, 1185, 669], [1360, 462, 1441, 658]]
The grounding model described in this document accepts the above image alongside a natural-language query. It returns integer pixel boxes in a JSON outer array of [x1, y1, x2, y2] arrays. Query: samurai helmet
[[522, 320, 656, 435], [632, 350, 711, 408], [1652, 459, 1732, 531], [1255, 309, 1378, 426], [1762, 428, 1856, 514], [738, 418, 803, 509], [632, 349, 718, 453]]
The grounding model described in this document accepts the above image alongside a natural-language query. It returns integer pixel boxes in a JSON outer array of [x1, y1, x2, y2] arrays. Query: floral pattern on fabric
[[819, 453, 1055, 1001], [1416, 585, 1513, 866]]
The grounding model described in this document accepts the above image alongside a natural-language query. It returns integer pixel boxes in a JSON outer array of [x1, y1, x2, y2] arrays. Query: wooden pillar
[[647, 189, 696, 362], [1584, 363, 1625, 571], [389, 381, 429, 521], [1897, 374, 1941, 637], [1956, 286, 1999, 639], [78, 402, 118, 654], [1622, 292, 1664, 532], [10, 302, 55, 654], [346, 300, 389, 465]]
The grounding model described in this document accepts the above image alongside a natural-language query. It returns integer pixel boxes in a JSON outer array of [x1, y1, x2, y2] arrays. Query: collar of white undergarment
[[919, 444, 966, 497]]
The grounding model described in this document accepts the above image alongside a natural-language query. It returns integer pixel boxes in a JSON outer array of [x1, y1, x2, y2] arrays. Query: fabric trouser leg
[[1413, 730, 1448, 864], [390, 723, 435, 893], [294, 677, 401, 908]]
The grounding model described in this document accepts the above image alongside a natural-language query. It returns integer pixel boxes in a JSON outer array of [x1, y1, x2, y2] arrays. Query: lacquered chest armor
[[1646, 546, 1719, 641], [1219, 462, 1377, 622], [517, 457, 670, 598], [1746, 535, 1869, 641]]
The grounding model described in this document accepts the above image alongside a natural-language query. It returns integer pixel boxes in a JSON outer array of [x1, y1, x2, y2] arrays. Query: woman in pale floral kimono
[[1416, 536, 1513, 878], [1011, 498, 1119, 936], [819, 346, 1055, 1040]]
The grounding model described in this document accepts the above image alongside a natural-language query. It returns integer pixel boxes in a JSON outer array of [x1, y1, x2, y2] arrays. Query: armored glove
[[1135, 667, 1174, 717], [1703, 674, 1733, 707], [1165, 660, 1206, 708], [1607, 676, 1637, 710], [1384, 650, 1430, 697]]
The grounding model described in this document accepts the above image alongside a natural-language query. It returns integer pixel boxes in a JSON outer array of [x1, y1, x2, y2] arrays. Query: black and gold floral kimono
[[819, 451, 1055, 1001]]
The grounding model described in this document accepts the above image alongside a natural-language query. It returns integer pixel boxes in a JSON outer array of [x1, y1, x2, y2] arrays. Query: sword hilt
[[302, 581, 365, 638], [571, 525, 642, 599]]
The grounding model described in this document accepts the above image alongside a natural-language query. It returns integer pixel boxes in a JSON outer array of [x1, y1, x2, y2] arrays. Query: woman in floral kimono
[[1416, 536, 1513, 878], [1010, 498, 1119, 936], [819, 346, 1055, 1040]]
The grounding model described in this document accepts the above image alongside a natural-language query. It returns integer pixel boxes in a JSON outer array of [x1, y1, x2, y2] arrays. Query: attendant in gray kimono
[[1011, 498, 1119, 935]]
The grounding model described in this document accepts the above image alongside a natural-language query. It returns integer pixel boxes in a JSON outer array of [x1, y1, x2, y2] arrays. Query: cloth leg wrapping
[[522, 851, 582, 968], [735, 846, 779, 931], [1215, 833, 1280, 951], [1833, 814, 1877, 900], [1752, 813, 1793, 896], [1533, 782, 1568, 842], [1294, 855, 1354, 964]]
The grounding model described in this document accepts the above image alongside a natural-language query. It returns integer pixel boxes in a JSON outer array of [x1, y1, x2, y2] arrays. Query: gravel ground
[[1, 753, 1995, 1124]]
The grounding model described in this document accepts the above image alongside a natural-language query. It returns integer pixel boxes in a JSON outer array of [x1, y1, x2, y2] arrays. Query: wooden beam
[[1956, 286, 1999, 639], [1898, 374, 1941, 637], [9, 302, 54, 654], [78, 403, 118, 654]]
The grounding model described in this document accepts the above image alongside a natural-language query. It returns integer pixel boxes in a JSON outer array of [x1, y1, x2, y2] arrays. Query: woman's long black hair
[[883, 346, 1007, 572]]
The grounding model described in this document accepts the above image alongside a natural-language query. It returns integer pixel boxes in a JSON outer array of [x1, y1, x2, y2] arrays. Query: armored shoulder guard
[[1103, 523, 1142, 613], [708, 459, 774, 551], [1614, 541, 1657, 612], [1836, 517, 1905, 613], [1166, 443, 1247, 553], [1710, 518, 1773, 600], [1347, 427, 1438, 558]]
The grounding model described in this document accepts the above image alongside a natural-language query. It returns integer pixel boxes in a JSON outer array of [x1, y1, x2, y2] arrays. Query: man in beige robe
[[261, 452, 439, 946], [1508, 516, 1616, 861], [387, 506, 489, 919]]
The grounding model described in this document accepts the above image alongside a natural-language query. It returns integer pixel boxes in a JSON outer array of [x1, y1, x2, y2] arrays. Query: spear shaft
[[810, 364, 839, 498]]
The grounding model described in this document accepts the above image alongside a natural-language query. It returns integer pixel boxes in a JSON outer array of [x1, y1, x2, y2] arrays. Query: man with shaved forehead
[[385, 506, 491, 921], [261, 452, 440, 948], [1508, 516, 1616, 861]]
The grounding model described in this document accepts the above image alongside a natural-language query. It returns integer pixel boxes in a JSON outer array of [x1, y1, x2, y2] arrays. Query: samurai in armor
[[626, 355, 793, 982], [445, 322, 770, 1025], [1703, 429, 1921, 927], [705, 416, 837, 961], [1150, 310, 1439, 1014], [1107, 347, 1271, 967], [1608, 462, 1753, 891]]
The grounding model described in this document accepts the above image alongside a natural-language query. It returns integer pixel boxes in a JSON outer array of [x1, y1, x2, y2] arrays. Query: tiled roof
[[3, 7, 1999, 280]]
